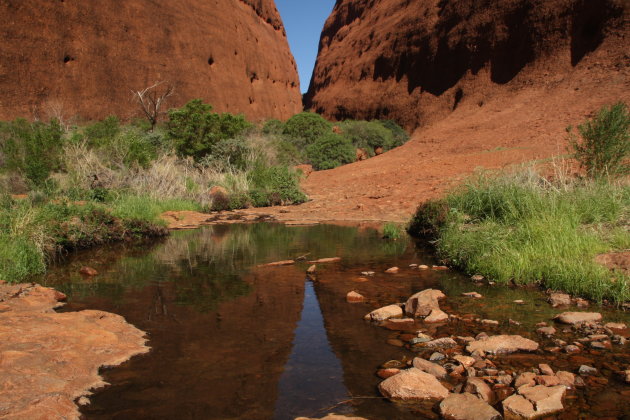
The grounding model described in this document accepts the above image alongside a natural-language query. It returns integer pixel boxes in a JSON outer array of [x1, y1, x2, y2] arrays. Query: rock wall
[[0, 0, 302, 122], [305, 0, 629, 129]]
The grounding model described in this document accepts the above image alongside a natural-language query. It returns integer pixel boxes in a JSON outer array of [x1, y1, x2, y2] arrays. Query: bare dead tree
[[131, 81, 175, 131]]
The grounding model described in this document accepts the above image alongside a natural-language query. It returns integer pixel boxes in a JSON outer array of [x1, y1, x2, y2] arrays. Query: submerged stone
[[554, 312, 602, 325], [364, 304, 403, 322]]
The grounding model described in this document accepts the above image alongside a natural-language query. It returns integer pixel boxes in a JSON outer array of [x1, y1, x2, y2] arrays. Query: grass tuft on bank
[[408, 166, 630, 303]]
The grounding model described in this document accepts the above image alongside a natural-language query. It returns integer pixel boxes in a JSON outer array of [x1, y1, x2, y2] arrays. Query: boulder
[[555, 371, 575, 388], [346, 291, 365, 303], [453, 355, 475, 368], [424, 309, 449, 323], [439, 392, 502, 420], [405, 289, 446, 317], [466, 335, 539, 355], [464, 377, 495, 404], [554, 312, 602, 325], [503, 385, 566, 419], [514, 372, 537, 389], [604, 322, 627, 330], [378, 368, 449, 401], [364, 304, 403, 322], [548, 293, 571, 307], [412, 357, 447, 379]]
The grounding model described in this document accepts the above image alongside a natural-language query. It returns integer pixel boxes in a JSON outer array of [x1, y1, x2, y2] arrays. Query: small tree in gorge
[[131, 81, 175, 131]]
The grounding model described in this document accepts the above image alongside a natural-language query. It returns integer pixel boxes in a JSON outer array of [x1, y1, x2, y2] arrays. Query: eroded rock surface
[[0, 0, 301, 121], [0, 283, 149, 420]]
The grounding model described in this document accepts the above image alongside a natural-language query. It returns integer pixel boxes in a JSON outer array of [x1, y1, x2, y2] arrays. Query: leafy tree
[[282, 112, 332, 149], [306, 133, 355, 170]]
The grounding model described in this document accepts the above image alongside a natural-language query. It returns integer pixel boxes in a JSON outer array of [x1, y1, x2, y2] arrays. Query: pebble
[[385, 267, 399, 273], [361, 271, 375, 276], [537, 326, 556, 336], [418, 265, 429, 270], [481, 319, 499, 326], [429, 352, 445, 361], [513, 300, 525, 304], [471, 274, 484, 282], [578, 365, 597, 376], [462, 292, 483, 298]]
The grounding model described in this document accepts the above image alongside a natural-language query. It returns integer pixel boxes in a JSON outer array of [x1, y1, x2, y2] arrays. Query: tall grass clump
[[409, 165, 630, 303], [568, 101, 629, 180]]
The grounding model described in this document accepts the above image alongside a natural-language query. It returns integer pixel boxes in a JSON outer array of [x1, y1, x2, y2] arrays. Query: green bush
[[83, 116, 121, 146], [248, 164, 307, 205], [568, 102, 629, 179], [167, 99, 251, 161], [0, 118, 65, 187], [339, 120, 394, 156], [306, 133, 355, 170], [199, 137, 253, 170], [262, 119, 284, 135], [282, 112, 332, 149], [378, 119, 410, 148]]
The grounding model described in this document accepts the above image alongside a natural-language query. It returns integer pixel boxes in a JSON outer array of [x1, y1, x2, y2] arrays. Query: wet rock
[[495, 386, 515, 402], [578, 365, 597, 376], [509, 319, 521, 326], [466, 335, 539, 355], [424, 309, 449, 323], [261, 259, 295, 267], [574, 298, 589, 307], [481, 319, 499, 326], [537, 326, 556, 336], [462, 292, 483, 298], [384, 317, 415, 327], [404, 288, 446, 318], [612, 335, 627, 345], [503, 385, 566, 419], [421, 337, 458, 349], [548, 293, 571, 307], [418, 265, 429, 270], [381, 360, 406, 369], [471, 274, 485, 282], [377, 368, 401, 379], [590, 341, 608, 350], [454, 355, 476, 368], [378, 368, 449, 401], [432, 265, 449, 270], [538, 364, 553, 376], [456, 336, 475, 345], [536, 375, 561, 386], [361, 271, 375, 276], [413, 357, 447, 379], [622, 370, 630, 384], [465, 377, 495, 404], [308, 257, 341, 263], [496, 375, 514, 385], [555, 371, 575, 388], [439, 392, 502, 420], [306, 264, 317, 274], [429, 352, 445, 361], [410, 333, 433, 345], [564, 344, 580, 353], [385, 266, 399, 273], [364, 304, 403, 322], [513, 300, 524, 304], [387, 338, 405, 347], [295, 414, 370, 420], [346, 291, 365, 303], [554, 312, 602, 325], [79, 266, 98, 276], [515, 372, 537, 388]]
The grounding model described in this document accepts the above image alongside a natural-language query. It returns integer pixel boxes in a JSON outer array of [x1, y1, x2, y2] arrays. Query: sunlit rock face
[[305, 0, 629, 130], [0, 0, 301, 122]]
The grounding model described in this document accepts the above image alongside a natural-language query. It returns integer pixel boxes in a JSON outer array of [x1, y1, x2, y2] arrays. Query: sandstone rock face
[[440, 392, 502, 420], [305, 0, 629, 129], [466, 335, 539, 354], [378, 368, 449, 401], [0, 0, 301, 122], [0, 283, 149, 420]]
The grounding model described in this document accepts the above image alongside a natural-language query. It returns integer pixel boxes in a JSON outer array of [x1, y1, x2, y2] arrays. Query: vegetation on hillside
[[409, 103, 630, 303]]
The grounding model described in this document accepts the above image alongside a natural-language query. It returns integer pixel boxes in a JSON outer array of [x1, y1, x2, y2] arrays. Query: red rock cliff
[[0, 0, 301, 122], [305, 0, 629, 129]]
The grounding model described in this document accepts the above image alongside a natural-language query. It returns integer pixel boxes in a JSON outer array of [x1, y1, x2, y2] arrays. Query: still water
[[40, 223, 630, 419]]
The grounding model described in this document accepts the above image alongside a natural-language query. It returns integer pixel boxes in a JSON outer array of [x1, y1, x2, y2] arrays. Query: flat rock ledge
[[440, 392, 502, 420], [0, 283, 149, 420], [466, 335, 539, 355]]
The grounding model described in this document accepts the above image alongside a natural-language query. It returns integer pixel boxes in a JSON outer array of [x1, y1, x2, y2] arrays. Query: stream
[[39, 223, 630, 419]]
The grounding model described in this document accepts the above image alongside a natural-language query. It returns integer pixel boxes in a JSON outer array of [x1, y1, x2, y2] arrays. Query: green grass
[[382, 222, 403, 240], [110, 195, 201, 224], [408, 167, 630, 303]]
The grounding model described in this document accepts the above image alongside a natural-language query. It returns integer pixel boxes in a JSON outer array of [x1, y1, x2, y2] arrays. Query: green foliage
[[83, 116, 121, 145], [339, 120, 394, 156], [262, 119, 284, 135], [282, 112, 332, 148], [378, 119, 410, 148], [199, 137, 252, 170], [248, 164, 307, 205], [409, 169, 630, 303], [0, 119, 65, 187], [569, 102, 629, 179], [306, 133, 356, 170], [167, 99, 251, 161], [382, 222, 402, 240]]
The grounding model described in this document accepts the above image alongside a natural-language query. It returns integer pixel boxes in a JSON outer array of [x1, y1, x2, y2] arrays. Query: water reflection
[[274, 281, 350, 419]]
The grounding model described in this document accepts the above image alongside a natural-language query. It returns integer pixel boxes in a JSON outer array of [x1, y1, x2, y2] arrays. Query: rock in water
[[378, 368, 449, 401], [440, 392, 502, 420], [79, 266, 98, 276], [364, 304, 403, 321], [0, 0, 301, 121], [466, 335, 539, 354], [548, 293, 571, 307], [503, 385, 566, 419], [554, 312, 602, 324], [346, 291, 365, 302], [412, 357, 447, 379], [385, 266, 399, 273], [405, 289, 446, 317]]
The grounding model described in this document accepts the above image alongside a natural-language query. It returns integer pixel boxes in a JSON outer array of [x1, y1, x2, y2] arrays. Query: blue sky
[[275, 0, 336, 93]]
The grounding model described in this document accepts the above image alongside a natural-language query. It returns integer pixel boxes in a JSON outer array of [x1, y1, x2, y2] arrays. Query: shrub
[[378, 119, 410, 148], [83, 116, 121, 146], [339, 120, 394, 156], [248, 164, 307, 205], [306, 133, 355, 170], [382, 222, 402, 240], [167, 99, 251, 161], [198, 137, 253, 171], [0, 118, 65, 187], [568, 102, 629, 179], [262, 119, 284, 135], [282, 112, 332, 148]]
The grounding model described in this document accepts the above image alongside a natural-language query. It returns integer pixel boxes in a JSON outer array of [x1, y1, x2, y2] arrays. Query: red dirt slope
[[0, 0, 301, 122]]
